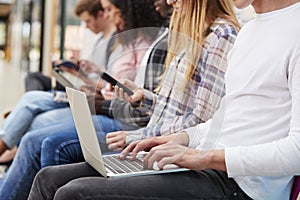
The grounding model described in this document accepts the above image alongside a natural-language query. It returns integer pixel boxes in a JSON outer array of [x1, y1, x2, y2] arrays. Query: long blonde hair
[[155, 0, 240, 92]]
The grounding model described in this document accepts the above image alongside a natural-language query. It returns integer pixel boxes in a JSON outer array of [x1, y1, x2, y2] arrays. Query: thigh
[[40, 119, 79, 166], [28, 162, 100, 200], [41, 130, 80, 167], [29, 107, 72, 130], [55, 170, 252, 200], [41, 162, 99, 187]]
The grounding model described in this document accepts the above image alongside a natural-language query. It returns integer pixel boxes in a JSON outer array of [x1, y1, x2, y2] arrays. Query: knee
[[19, 133, 40, 155], [29, 90, 54, 99], [19, 91, 49, 107], [41, 134, 70, 154], [34, 166, 53, 186], [21, 132, 36, 144], [41, 136, 57, 152], [30, 166, 58, 199], [41, 136, 60, 166], [54, 180, 83, 200], [22, 91, 44, 101]]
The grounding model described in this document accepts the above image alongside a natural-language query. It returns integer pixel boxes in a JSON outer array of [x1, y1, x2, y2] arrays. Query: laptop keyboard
[[103, 155, 145, 174]]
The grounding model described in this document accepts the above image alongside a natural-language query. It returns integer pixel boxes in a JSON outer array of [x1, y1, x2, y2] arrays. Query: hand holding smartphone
[[52, 60, 80, 71], [100, 72, 134, 96]]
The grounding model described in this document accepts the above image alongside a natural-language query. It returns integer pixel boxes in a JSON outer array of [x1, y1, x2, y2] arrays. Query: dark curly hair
[[110, 0, 165, 45]]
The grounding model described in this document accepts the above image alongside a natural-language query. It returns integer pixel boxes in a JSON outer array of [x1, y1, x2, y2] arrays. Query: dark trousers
[[28, 162, 252, 200], [25, 72, 65, 92]]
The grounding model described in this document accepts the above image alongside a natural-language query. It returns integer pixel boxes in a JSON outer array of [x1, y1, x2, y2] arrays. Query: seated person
[[24, 0, 116, 92], [31, 0, 238, 173], [0, 0, 116, 164], [0, 0, 165, 199], [40, 0, 172, 168], [0, 0, 163, 162], [29, 0, 300, 200], [7, 0, 239, 199]]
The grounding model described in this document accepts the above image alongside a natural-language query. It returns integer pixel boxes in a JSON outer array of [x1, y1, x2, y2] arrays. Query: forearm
[[173, 148, 226, 171], [225, 136, 300, 177], [204, 150, 226, 172]]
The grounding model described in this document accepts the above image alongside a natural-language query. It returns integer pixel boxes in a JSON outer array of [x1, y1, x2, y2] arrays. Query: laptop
[[66, 87, 189, 178]]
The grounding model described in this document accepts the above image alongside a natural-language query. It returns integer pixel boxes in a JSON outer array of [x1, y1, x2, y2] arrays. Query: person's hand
[[101, 83, 116, 100], [114, 79, 144, 104], [143, 142, 204, 170], [58, 60, 88, 80], [119, 135, 176, 160], [53, 58, 79, 76], [59, 65, 78, 76], [106, 131, 128, 151], [143, 142, 226, 172], [78, 60, 101, 74]]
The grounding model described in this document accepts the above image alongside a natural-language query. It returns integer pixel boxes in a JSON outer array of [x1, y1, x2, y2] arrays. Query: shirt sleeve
[[126, 26, 237, 144], [185, 120, 211, 149], [186, 99, 226, 149], [225, 42, 300, 177], [109, 40, 150, 81], [109, 98, 153, 128], [141, 31, 236, 138]]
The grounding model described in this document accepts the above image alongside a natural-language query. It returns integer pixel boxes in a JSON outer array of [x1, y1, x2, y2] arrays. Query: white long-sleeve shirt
[[186, 3, 300, 200]]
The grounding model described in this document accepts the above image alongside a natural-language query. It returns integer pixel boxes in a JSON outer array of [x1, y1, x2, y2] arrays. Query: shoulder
[[209, 18, 238, 40]]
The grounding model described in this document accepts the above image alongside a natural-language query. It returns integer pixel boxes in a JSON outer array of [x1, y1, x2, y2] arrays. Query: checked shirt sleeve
[[126, 24, 238, 143]]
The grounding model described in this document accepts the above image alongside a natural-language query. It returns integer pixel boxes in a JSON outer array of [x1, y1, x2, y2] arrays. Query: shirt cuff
[[225, 146, 245, 177], [125, 129, 143, 144], [186, 120, 211, 149], [143, 89, 156, 110], [185, 126, 201, 148]]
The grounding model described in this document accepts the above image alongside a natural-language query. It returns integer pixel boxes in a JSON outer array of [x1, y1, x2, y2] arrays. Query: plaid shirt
[[100, 28, 168, 129], [127, 20, 238, 143]]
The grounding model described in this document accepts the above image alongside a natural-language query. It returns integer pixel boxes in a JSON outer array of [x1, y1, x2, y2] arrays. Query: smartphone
[[100, 72, 134, 96], [53, 60, 80, 71]]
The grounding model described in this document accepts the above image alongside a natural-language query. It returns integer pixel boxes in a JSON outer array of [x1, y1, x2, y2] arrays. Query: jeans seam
[[55, 139, 80, 164]]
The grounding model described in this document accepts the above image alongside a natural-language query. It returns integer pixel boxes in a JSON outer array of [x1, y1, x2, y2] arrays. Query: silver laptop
[[66, 87, 189, 178]]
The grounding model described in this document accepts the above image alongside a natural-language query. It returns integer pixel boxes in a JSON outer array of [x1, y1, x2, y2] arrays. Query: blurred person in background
[[0, 0, 165, 199], [0, 0, 117, 165], [38, 0, 172, 169], [31, 0, 300, 200], [27, 0, 242, 198], [24, 0, 116, 92]]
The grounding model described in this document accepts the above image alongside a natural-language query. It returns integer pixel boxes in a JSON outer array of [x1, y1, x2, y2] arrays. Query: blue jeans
[[40, 115, 125, 167], [30, 107, 72, 130], [0, 91, 69, 148], [0, 115, 131, 200]]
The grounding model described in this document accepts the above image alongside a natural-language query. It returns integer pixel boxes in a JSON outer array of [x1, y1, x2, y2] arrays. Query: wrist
[[170, 132, 189, 146], [205, 150, 226, 172]]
